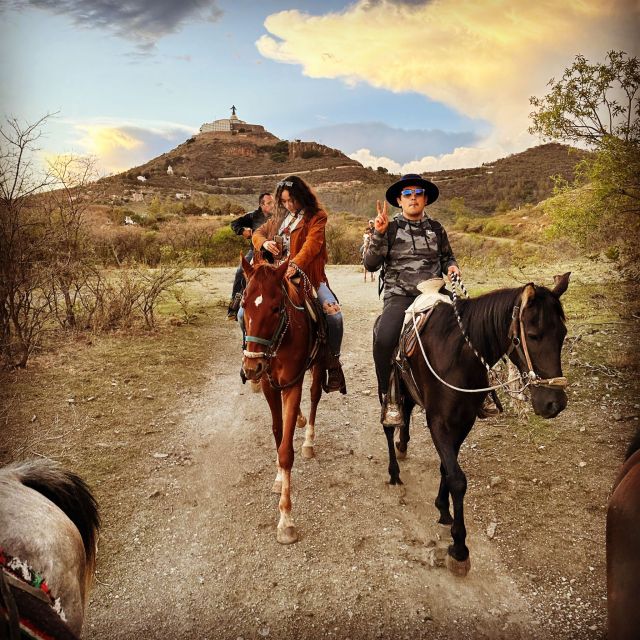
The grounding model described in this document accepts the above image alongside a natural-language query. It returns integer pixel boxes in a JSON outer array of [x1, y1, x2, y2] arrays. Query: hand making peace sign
[[375, 200, 389, 234]]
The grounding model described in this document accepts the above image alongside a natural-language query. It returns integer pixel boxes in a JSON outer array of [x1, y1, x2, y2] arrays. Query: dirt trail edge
[[84, 266, 607, 640]]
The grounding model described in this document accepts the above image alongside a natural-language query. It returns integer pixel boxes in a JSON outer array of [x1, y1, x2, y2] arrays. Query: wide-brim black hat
[[385, 173, 439, 207]]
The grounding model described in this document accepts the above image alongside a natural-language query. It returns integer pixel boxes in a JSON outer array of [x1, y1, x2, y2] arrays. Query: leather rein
[[412, 275, 567, 394]]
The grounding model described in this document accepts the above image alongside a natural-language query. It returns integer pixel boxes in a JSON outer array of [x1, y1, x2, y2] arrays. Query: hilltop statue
[[231, 105, 237, 116]]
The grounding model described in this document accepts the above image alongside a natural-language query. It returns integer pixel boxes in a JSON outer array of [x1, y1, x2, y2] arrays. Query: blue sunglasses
[[400, 188, 426, 197]]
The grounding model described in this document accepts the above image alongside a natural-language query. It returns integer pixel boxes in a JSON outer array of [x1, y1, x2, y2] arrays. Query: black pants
[[231, 248, 254, 299], [373, 294, 415, 397]]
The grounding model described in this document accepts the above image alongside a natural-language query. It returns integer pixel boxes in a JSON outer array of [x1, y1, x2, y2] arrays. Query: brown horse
[[607, 429, 640, 639], [382, 273, 570, 575], [240, 255, 324, 544], [0, 459, 100, 638]]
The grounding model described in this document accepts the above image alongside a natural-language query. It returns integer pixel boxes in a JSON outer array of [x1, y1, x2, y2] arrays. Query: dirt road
[[4, 265, 636, 639]]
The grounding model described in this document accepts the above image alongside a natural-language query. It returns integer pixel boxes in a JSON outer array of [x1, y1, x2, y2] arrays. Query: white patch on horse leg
[[272, 463, 283, 494], [276, 469, 298, 544], [301, 421, 315, 458], [254, 295, 263, 307]]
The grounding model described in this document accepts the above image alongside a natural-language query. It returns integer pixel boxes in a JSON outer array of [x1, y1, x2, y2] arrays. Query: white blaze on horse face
[[255, 295, 263, 307]]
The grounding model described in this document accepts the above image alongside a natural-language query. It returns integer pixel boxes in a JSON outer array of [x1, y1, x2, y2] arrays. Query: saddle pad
[[403, 278, 451, 326]]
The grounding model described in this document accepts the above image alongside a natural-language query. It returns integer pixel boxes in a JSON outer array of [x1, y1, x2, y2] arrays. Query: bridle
[[412, 274, 567, 394], [242, 276, 318, 390]]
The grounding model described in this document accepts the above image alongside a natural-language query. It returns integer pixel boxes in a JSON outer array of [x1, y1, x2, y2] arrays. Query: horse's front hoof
[[296, 414, 307, 429], [301, 444, 315, 459], [272, 480, 282, 494], [277, 525, 298, 545], [395, 441, 407, 459], [446, 554, 471, 577]]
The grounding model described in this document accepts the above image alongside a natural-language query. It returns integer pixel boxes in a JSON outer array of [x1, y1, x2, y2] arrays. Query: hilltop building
[[199, 105, 266, 135]]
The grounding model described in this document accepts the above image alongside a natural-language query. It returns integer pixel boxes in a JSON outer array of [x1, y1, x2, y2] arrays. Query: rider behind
[[364, 174, 460, 426], [226, 192, 275, 319], [250, 175, 346, 394]]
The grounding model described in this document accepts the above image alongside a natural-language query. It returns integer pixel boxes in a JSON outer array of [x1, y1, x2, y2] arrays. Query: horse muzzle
[[531, 387, 568, 419], [242, 357, 265, 381]]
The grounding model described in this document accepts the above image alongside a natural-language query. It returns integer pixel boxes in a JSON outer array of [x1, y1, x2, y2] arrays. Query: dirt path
[[75, 264, 637, 640]]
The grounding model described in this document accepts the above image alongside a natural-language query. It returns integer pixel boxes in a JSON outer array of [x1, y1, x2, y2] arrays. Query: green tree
[[529, 51, 640, 252]]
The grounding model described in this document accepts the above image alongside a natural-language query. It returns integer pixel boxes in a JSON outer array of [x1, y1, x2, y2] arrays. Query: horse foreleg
[[435, 463, 453, 525], [302, 363, 322, 459], [384, 426, 402, 485], [430, 423, 470, 576], [262, 382, 283, 494], [276, 385, 302, 544]]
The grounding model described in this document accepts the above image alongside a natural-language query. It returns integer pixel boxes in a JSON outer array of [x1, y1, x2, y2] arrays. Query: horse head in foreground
[[0, 459, 100, 638], [240, 254, 324, 544], [385, 272, 570, 576]]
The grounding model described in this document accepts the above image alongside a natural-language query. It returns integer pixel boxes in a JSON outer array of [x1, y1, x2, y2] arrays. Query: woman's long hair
[[273, 175, 322, 221]]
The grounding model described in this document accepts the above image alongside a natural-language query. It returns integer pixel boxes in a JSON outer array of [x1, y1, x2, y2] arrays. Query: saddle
[[394, 279, 453, 409]]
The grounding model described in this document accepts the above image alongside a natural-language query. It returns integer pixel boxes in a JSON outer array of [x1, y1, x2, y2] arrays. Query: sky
[[1, 0, 638, 175]]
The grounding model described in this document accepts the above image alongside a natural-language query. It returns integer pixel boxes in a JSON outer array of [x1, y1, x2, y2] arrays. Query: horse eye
[[526, 333, 541, 341]]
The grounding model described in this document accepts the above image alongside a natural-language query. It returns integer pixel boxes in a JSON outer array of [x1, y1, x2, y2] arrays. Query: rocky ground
[[1, 263, 638, 639]]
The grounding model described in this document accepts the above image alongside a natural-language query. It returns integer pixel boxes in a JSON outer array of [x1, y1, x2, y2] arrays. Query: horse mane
[[438, 284, 566, 365], [4, 460, 100, 577], [625, 428, 640, 461]]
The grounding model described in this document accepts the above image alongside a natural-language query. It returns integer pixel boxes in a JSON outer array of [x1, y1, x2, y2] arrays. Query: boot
[[227, 292, 242, 320], [323, 353, 347, 394], [477, 392, 500, 419], [381, 394, 404, 427]]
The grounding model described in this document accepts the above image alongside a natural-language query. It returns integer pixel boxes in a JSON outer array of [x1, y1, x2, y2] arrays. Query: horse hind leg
[[395, 395, 414, 460]]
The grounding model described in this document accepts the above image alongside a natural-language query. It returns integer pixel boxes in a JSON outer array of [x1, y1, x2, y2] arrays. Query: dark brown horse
[[240, 255, 324, 544], [382, 273, 570, 575], [607, 429, 640, 639]]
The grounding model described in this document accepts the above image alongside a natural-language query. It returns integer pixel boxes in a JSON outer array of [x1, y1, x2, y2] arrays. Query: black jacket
[[230, 207, 269, 236]]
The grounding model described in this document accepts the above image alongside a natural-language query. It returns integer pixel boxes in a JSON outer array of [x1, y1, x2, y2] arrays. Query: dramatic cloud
[[72, 120, 197, 174], [258, 0, 639, 159], [10, 0, 222, 49], [295, 122, 480, 164], [350, 142, 509, 174]]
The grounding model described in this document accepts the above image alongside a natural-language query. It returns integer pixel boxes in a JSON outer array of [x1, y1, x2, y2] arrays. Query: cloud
[[71, 120, 197, 174], [10, 0, 222, 50], [257, 0, 639, 156], [296, 122, 480, 163], [350, 141, 509, 174]]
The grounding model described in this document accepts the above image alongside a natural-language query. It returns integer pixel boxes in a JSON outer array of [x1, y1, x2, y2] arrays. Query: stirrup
[[323, 357, 347, 394], [381, 397, 404, 427]]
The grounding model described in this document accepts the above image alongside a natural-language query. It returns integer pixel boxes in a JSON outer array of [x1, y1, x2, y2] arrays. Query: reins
[[411, 273, 567, 395]]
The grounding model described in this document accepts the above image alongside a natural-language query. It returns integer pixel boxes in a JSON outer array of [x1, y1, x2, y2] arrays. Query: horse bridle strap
[[509, 289, 568, 389]]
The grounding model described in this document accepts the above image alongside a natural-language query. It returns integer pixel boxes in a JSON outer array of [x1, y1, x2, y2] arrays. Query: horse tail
[[6, 460, 100, 588], [625, 428, 640, 462]]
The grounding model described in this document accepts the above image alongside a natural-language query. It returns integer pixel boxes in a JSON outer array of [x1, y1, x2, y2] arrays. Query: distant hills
[[99, 125, 587, 217]]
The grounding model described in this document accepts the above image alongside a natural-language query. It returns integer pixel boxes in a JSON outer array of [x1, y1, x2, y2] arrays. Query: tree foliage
[[529, 50, 639, 145], [530, 51, 640, 257]]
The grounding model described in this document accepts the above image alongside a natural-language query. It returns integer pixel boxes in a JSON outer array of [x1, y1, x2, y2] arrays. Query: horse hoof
[[272, 480, 282, 494], [301, 445, 315, 459], [395, 442, 407, 459], [277, 526, 298, 545], [250, 380, 261, 394], [296, 414, 307, 429], [446, 554, 471, 577]]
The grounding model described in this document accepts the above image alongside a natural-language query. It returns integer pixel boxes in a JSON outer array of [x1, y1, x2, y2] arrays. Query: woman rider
[[249, 175, 346, 394]]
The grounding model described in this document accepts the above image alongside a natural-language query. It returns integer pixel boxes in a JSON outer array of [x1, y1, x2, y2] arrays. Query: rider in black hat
[[365, 173, 496, 427]]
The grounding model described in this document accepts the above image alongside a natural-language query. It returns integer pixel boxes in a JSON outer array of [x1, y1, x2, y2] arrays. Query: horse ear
[[520, 283, 536, 311], [551, 272, 571, 298], [274, 258, 290, 281], [241, 252, 254, 278]]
